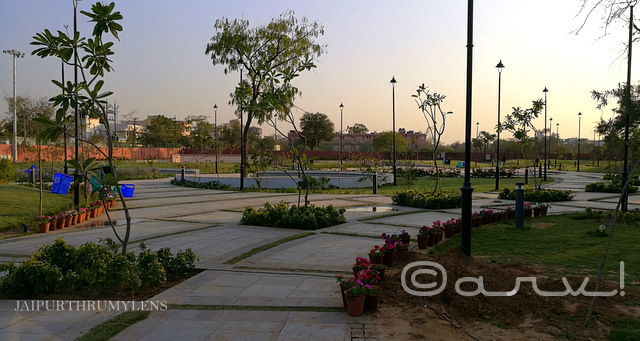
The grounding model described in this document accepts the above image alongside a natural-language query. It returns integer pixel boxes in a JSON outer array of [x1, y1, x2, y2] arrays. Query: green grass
[[76, 310, 150, 341], [0, 185, 73, 231], [430, 213, 640, 284], [608, 316, 640, 340]]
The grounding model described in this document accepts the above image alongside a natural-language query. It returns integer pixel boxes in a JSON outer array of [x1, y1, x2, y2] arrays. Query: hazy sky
[[1, 1, 636, 144]]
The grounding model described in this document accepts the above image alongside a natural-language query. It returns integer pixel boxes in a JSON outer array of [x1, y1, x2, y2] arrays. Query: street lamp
[[3, 49, 24, 163], [577, 112, 582, 172], [390, 76, 397, 186], [213, 104, 218, 175], [340, 103, 344, 170], [549, 117, 553, 168], [495, 60, 504, 190], [543, 87, 549, 181]]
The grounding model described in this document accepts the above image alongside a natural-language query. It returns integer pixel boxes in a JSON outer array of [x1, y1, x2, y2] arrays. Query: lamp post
[[543, 87, 549, 181], [390, 76, 397, 186], [460, 0, 475, 256], [549, 117, 553, 168], [556, 122, 559, 167], [213, 104, 218, 175], [340, 103, 344, 170], [495, 60, 504, 190], [3, 49, 24, 163], [239, 69, 244, 190], [577, 112, 582, 172]]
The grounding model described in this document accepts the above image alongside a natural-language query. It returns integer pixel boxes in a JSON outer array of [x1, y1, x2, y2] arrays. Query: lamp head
[[390, 76, 397, 84], [213, 104, 218, 110], [578, 112, 582, 116], [340, 103, 344, 109], [496, 59, 504, 71], [543, 87, 549, 93]]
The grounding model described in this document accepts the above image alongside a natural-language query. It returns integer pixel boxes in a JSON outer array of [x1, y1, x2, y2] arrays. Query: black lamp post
[[340, 103, 344, 170], [495, 60, 504, 190], [577, 112, 582, 172], [460, 0, 475, 257], [543, 87, 549, 181], [213, 104, 218, 174], [390, 76, 397, 186]]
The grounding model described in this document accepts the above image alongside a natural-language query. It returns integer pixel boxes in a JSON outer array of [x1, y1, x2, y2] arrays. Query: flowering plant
[[49, 215, 59, 221], [536, 202, 551, 208], [90, 202, 100, 208], [364, 284, 379, 295], [472, 211, 480, 218], [524, 203, 532, 209], [335, 274, 354, 285], [381, 242, 396, 253], [443, 218, 460, 228], [344, 281, 368, 296], [418, 225, 431, 236], [480, 209, 494, 216], [369, 264, 387, 272], [369, 245, 385, 257], [399, 230, 410, 240], [395, 241, 406, 249], [504, 206, 514, 212], [353, 257, 371, 272], [37, 215, 51, 223], [355, 268, 381, 284]]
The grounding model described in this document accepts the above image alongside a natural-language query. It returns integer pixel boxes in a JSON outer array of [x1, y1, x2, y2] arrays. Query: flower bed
[[240, 201, 346, 230]]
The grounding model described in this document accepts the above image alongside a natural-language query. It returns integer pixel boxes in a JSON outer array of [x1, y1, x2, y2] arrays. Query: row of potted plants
[[36, 197, 117, 233]]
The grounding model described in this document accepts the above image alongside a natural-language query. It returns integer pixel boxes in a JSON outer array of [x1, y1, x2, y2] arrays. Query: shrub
[[240, 201, 346, 230], [0, 238, 198, 298], [171, 178, 233, 190], [392, 190, 461, 209], [498, 187, 574, 202], [585, 181, 638, 193], [471, 167, 517, 178], [584, 207, 640, 225], [0, 159, 15, 184]]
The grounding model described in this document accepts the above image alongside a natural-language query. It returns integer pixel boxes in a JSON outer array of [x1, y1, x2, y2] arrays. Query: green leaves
[[81, 2, 123, 41]]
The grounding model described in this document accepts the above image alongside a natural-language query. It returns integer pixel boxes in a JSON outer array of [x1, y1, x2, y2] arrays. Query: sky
[[0, 0, 636, 145]]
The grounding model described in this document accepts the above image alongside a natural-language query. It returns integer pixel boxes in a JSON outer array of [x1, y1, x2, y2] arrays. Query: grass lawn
[[0, 185, 73, 231], [431, 213, 640, 286]]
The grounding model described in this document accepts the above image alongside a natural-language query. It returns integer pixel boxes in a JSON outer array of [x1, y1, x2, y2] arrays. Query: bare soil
[[373, 248, 636, 340]]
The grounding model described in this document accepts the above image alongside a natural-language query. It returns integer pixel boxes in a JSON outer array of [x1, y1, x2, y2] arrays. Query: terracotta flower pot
[[345, 292, 365, 316], [57, 218, 66, 230], [364, 293, 380, 312], [382, 250, 395, 267], [369, 254, 383, 265], [65, 216, 73, 227], [395, 247, 409, 261], [49, 219, 57, 230], [427, 234, 436, 247], [417, 235, 428, 249], [540, 207, 548, 216], [71, 215, 78, 225], [38, 222, 50, 233]]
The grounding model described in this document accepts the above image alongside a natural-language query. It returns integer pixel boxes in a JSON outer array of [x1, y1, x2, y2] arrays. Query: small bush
[[585, 181, 638, 193], [240, 201, 346, 230], [0, 238, 198, 298], [392, 190, 461, 209], [584, 207, 640, 225], [498, 187, 574, 202], [471, 167, 517, 178], [0, 159, 15, 184], [171, 178, 233, 190]]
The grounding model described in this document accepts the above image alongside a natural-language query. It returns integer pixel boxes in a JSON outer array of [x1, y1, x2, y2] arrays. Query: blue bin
[[120, 184, 135, 198], [52, 173, 73, 195]]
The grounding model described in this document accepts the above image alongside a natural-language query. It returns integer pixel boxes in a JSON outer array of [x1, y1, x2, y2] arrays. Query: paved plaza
[[0, 171, 637, 340]]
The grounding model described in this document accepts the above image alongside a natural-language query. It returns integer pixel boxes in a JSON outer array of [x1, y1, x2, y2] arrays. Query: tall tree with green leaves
[[372, 131, 408, 154], [205, 10, 326, 179], [299, 112, 334, 150], [347, 123, 369, 134]]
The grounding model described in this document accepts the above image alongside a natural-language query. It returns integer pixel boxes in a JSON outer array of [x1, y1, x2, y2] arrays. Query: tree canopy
[[205, 10, 325, 174], [372, 131, 408, 154], [299, 112, 334, 150], [346, 123, 369, 134]]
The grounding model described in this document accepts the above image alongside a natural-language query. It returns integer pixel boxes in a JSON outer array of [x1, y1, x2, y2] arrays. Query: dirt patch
[[531, 222, 556, 229], [373, 248, 636, 340]]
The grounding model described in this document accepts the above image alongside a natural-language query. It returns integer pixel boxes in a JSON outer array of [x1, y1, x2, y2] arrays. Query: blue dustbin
[[52, 173, 73, 195], [120, 184, 135, 198]]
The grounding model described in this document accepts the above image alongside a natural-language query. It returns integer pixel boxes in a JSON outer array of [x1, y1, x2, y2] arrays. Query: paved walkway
[[0, 171, 637, 340]]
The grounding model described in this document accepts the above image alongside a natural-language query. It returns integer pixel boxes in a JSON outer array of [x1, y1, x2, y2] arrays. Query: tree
[[299, 112, 334, 150], [372, 131, 408, 154], [31, 1, 134, 254], [139, 115, 183, 147], [412, 84, 452, 193], [3, 96, 55, 142], [219, 121, 241, 150], [205, 11, 326, 180], [185, 115, 213, 150], [346, 123, 368, 134], [474, 131, 497, 155]]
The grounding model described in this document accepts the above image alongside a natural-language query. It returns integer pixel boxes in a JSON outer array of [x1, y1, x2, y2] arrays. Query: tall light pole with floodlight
[[495, 60, 504, 190], [578, 112, 582, 172], [3, 49, 24, 163], [543, 87, 549, 181], [213, 104, 218, 175], [390, 76, 397, 186]]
